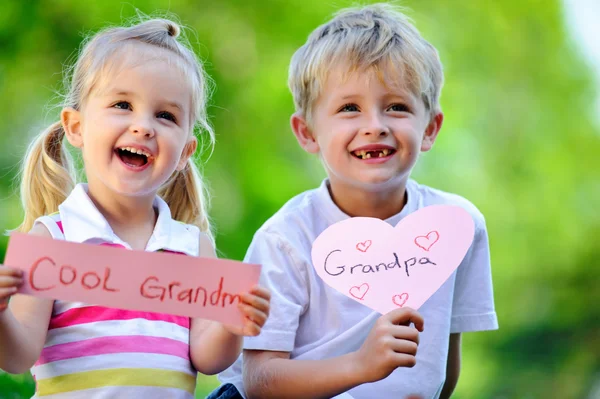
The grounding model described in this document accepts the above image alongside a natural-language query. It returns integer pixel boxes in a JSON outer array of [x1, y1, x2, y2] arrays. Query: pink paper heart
[[311, 205, 475, 314]]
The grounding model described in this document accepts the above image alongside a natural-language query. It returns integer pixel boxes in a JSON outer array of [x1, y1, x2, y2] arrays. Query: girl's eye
[[339, 103, 359, 112], [157, 111, 177, 123], [113, 101, 132, 110], [388, 103, 410, 113]]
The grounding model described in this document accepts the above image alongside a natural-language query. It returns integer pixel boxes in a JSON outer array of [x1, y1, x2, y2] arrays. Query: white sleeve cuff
[[450, 311, 499, 333], [243, 329, 298, 352]]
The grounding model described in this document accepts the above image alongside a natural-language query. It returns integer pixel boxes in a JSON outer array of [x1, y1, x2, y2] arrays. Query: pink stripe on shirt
[[36, 335, 189, 365], [49, 306, 190, 330]]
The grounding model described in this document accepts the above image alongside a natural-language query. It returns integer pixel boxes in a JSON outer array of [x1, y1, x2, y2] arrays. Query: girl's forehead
[[90, 43, 190, 97]]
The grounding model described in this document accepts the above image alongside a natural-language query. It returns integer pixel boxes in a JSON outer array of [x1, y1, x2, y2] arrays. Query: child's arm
[[440, 333, 461, 399], [189, 234, 270, 375], [0, 223, 54, 374], [243, 307, 424, 399]]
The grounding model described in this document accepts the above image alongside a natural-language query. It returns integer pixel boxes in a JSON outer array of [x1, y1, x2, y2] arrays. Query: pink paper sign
[[311, 205, 475, 314], [3, 233, 261, 327]]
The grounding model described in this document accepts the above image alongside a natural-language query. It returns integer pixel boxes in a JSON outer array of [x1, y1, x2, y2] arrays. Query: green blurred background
[[1, 0, 598, 398]]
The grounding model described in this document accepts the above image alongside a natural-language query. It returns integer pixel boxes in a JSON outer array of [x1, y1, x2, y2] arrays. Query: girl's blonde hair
[[17, 17, 216, 242], [289, 3, 444, 123]]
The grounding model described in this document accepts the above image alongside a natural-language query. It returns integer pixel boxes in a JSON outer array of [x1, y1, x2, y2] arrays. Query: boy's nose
[[359, 116, 391, 137]]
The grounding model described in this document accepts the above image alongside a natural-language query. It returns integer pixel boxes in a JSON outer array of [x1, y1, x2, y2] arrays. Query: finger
[[0, 286, 18, 300], [239, 292, 270, 313], [391, 352, 417, 368], [238, 303, 268, 327], [243, 321, 262, 337], [0, 267, 23, 278], [389, 337, 418, 356], [389, 325, 420, 345], [249, 285, 271, 301], [387, 307, 424, 332], [0, 276, 23, 288]]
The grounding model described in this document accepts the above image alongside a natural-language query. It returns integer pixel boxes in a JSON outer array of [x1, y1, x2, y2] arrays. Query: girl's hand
[[0, 266, 24, 313], [224, 285, 271, 336]]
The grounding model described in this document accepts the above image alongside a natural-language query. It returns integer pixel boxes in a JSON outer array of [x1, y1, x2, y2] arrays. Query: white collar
[[58, 184, 199, 256], [314, 178, 419, 226]]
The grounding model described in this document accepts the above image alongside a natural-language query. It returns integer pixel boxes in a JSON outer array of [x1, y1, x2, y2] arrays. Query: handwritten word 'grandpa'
[[323, 249, 436, 277]]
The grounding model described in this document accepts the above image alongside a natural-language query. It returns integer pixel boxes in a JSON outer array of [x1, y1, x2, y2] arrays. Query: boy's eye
[[339, 103, 359, 112], [113, 101, 132, 110], [388, 103, 410, 113], [157, 111, 177, 123]]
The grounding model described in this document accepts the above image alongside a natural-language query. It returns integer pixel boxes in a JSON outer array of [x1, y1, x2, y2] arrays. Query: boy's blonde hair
[[18, 17, 216, 242], [289, 3, 444, 123]]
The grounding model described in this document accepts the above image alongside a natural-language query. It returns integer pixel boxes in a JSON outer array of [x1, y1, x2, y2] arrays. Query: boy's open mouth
[[351, 149, 396, 160], [115, 147, 152, 167]]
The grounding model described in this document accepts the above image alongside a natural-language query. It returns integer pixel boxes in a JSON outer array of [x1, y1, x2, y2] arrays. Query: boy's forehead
[[322, 63, 415, 97]]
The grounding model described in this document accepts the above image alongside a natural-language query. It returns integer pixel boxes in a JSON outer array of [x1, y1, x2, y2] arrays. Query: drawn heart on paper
[[311, 205, 475, 314], [349, 283, 370, 300], [392, 293, 409, 307], [356, 240, 372, 253], [414, 231, 439, 251]]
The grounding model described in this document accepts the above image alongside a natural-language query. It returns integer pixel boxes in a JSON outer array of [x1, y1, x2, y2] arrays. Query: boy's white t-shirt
[[219, 179, 498, 399]]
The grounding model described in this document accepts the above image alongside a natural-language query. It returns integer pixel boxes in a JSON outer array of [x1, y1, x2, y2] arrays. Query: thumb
[[387, 307, 424, 331]]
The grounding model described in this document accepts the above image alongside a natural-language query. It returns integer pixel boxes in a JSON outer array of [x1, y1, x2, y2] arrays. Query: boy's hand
[[353, 307, 424, 383], [223, 285, 271, 337], [0, 266, 23, 312]]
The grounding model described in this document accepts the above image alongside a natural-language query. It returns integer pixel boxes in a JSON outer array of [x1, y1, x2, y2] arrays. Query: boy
[[211, 3, 498, 398]]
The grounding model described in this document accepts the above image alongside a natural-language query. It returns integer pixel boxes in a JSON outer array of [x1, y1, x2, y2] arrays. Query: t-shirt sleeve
[[243, 229, 309, 352], [450, 214, 499, 333]]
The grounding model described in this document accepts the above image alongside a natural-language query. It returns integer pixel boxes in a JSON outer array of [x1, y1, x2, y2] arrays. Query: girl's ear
[[421, 111, 444, 152], [291, 112, 319, 154], [61, 107, 83, 148], [177, 137, 197, 171]]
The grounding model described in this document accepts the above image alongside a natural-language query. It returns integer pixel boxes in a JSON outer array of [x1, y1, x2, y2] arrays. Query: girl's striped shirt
[[30, 184, 201, 398]]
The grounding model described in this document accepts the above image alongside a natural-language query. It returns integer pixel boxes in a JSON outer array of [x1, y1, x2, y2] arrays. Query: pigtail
[[159, 158, 214, 244], [17, 121, 76, 232]]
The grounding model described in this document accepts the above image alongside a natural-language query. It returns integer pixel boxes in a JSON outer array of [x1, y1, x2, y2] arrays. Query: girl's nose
[[130, 117, 155, 138]]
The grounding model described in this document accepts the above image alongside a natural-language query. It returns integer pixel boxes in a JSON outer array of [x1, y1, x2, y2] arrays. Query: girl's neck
[[327, 179, 408, 220], [86, 184, 158, 250]]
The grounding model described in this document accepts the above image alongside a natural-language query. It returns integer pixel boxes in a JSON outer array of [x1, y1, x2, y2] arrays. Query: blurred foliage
[[0, 0, 599, 398]]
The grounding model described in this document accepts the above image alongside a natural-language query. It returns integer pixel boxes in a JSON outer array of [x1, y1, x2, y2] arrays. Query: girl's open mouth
[[115, 147, 152, 168]]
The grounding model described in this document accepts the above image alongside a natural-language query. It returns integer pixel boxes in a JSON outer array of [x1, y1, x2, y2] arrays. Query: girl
[[0, 17, 270, 398]]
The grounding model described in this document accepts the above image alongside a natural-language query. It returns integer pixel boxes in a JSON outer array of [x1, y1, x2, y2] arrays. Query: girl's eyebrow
[[165, 101, 184, 111], [105, 89, 184, 111]]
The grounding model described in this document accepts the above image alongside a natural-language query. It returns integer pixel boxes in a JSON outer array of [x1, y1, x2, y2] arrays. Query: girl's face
[[63, 47, 196, 201]]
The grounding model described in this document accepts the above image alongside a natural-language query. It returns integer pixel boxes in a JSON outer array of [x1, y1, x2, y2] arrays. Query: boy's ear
[[177, 136, 197, 171], [291, 112, 319, 154], [61, 107, 83, 148], [421, 111, 444, 152]]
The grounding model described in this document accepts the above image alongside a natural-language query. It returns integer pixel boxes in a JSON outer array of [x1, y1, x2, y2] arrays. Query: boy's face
[[292, 67, 443, 195]]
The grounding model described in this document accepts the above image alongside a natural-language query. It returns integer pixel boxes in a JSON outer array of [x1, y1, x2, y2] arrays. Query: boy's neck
[[327, 179, 408, 220], [86, 184, 158, 250]]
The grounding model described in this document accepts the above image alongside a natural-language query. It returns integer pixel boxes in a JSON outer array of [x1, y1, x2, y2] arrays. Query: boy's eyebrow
[[339, 94, 363, 101], [108, 90, 184, 111]]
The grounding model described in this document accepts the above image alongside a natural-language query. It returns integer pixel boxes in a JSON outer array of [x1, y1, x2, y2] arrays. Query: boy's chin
[[329, 174, 409, 193]]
